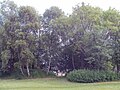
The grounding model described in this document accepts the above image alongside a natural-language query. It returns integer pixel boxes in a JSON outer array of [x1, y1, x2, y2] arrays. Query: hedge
[[66, 69, 119, 83]]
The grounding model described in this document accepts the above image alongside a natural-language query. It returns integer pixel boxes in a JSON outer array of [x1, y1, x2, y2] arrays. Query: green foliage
[[30, 69, 55, 78], [30, 69, 47, 78], [1, 50, 11, 68], [10, 69, 47, 79], [67, 69, 119, 83], [0, 69, 55, 79], [0, 1, 120, 78]]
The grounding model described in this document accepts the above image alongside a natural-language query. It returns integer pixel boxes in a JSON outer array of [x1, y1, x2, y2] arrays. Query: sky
[[2, 0, 120, 14]]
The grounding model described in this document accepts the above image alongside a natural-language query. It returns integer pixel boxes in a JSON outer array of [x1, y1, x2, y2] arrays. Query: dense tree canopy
[[0, 0, 120, 76]]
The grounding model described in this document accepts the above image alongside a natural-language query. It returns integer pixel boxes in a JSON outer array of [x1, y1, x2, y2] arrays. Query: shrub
[[66, 69, 119, 83], [30, 69, 47, 78], [0, 69, 56, 79]]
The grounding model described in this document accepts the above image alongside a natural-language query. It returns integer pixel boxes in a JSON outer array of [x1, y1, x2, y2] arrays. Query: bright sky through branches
[[1, 0, 120, 14]]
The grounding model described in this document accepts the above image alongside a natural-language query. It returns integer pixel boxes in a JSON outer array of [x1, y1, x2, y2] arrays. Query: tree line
[[0, 0, 120, 76]]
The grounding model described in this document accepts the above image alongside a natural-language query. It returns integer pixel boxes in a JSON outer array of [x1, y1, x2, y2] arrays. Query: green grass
[[0, 78, 120, 90]]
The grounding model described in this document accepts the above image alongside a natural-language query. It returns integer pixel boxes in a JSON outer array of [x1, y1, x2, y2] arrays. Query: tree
[[41, 6, 64, 74], [0, 1, 40, 76], [103, 8, 120, 72], [16, 6, 40, 76], [0, 0, 19, 72], [0, 1, 120, 77]]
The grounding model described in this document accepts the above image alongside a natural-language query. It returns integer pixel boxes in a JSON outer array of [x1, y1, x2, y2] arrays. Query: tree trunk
[[20, 65, 24, 76], [117, 64, 120, 73], [26, 63, 30, 76], [47, 59, 51, 75], [47, 49, 51, 75], [72, 54, 75, 70]]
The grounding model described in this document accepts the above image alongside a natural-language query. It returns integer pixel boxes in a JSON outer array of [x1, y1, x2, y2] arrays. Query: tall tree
[[42, 6, 64, 74]]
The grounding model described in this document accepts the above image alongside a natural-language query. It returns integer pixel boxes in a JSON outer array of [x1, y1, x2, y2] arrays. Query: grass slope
[[0, 78, 120, 90]]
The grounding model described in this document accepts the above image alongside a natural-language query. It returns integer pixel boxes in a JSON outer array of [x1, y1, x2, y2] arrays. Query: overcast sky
[[2, 0, 120, 14]]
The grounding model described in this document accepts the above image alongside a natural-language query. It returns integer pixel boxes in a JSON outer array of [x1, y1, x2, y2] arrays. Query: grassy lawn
[[0, 78, 120, 90]]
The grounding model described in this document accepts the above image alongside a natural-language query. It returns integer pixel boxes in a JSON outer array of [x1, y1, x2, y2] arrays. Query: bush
[[66, 69, 119, 83], [30, 69, 46, 78], [30, 69, 55, 78], [0, 69, 56, 79]]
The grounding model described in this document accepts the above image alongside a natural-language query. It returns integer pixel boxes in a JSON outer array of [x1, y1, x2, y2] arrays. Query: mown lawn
[[0, 78, 120, 90]]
